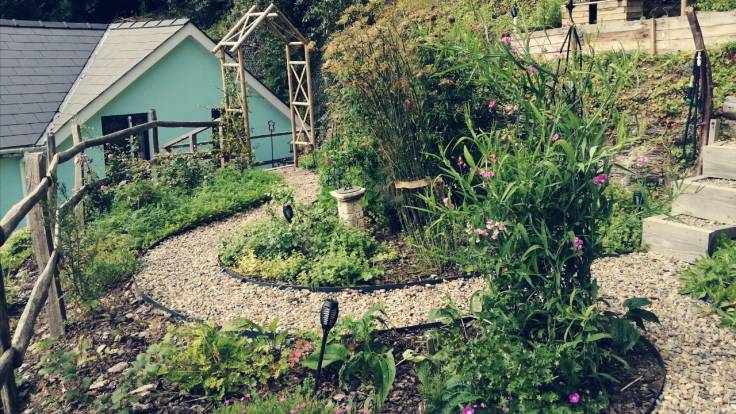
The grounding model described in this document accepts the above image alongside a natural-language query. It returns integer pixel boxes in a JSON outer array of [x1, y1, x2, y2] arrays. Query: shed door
[[101, 113, 151, 160]]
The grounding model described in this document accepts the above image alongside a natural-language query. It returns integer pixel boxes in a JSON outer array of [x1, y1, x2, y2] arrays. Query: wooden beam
[[285, 43, 299, 166], [236, 48, 252, 165], [229, 3, 274, 52], [71, 124, 85, 225]]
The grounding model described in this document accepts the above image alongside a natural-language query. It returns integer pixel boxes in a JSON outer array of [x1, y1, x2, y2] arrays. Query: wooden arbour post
[[149, 109, 159, 157], [71, 124, 85, 225], [212, 3, 315, 167]]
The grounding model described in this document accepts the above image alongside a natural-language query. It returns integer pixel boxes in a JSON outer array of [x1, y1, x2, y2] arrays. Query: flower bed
[[218, 202, 480, 290]]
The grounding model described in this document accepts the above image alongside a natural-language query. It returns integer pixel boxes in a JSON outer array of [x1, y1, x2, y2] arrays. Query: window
[[589, 3, 598, 24], [101, 113, 151, 160]]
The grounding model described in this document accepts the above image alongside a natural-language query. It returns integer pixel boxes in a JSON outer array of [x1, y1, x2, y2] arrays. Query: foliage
[[0, 228, 32, 276], [693, 0, 736, 11], [34, 337, 95, 409], [213, 387, 335, 414], [58, 164, 280, 302], [135, 319, 291, 399], [154, 153, 219, 191], [394, 19, 663, 412], [220, 202, 387, 287], [304, 305, 396, 412], [595, 184, 671, 255], [680, 237, 736, 330]]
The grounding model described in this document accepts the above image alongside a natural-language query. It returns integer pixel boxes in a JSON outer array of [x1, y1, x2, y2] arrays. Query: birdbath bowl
[[330, 186, 366, 228]]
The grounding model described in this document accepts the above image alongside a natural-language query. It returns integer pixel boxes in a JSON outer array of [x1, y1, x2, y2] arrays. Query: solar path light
[[314, 299, 339, 393]]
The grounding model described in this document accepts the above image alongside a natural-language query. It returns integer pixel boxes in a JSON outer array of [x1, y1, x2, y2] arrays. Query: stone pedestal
[[330, 187, 366, 228]]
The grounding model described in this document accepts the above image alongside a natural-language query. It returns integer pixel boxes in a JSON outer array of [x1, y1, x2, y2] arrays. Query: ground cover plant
[[0, 228, 32, 277], [59, 158, 281, 303], [680, 237, 736, 330], [219, 198, 403, 287]]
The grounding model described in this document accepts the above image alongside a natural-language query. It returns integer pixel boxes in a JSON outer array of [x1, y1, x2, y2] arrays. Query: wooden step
[[702, 142, 736, 180], [671, 176, 736, 224], [642, 214, 736, 262]]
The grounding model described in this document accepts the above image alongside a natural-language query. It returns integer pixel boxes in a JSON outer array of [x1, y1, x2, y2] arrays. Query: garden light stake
[[314, 299, 339, 393]]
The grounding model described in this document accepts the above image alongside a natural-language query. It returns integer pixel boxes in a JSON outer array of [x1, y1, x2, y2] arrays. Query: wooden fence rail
[[0, 118, 220, 413]]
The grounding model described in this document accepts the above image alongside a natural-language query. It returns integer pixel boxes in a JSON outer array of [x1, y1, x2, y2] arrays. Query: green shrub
[[0, 228, 32, 276], [220, 203, 384, 287], [137, 319, 291, 399], [680, 237, 736, 330], [154, 153, 218, 191]]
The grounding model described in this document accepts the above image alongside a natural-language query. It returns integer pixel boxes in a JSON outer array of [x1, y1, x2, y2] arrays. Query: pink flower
[[527, 66, 538, 74], [569, 392, 581, 404], [497, 222, 507, 232], [480, 403, 487, 408], [479, 169, 495, 179], [592, 173, 608, 185], [463, 407, 475, 414], [492, 229, 500, 240], [474, 228, 489, 237], [442, 197, 450, 207], [488, 99, 497, 110], [224, 399, 234, 405], [572, 236, 584, 252], [551, 133, 560, 143], [636, 155, 649, 167], [502, 406, 510, 413], [500, 36, 512, 44]]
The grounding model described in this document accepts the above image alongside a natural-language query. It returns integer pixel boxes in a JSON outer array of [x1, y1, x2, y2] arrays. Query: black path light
[[283, 204, 294, 223], [633, 191, 644, 207], [314, 299, 339, 393]]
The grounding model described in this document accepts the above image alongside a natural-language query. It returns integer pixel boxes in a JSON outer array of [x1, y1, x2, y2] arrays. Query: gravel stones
[[594, 252, 736, 414]]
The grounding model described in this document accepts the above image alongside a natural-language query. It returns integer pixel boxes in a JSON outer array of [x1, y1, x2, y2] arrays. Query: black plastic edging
[[641, 336, 667, 414], [218, 256, 483, 293]]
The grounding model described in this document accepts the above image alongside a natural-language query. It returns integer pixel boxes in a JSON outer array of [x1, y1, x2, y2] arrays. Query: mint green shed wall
[[0, 156, 25, 227], [2, 35, 292, 223]]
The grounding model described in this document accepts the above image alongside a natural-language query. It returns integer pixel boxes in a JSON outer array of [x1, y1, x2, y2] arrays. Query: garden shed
[[0, 18, 292, 222]]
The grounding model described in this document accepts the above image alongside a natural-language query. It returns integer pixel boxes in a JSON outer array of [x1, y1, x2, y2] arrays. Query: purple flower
[[462, 407, 475, 414], [572, 236, 584, 252], [500, 36, 513, 44], [592, 173, 608, 185], [224, 399, 234, 405], [551, 133, 560, 143], [488, 99, 497, 110], [569, 392, 581, 405], [507, 395, 514, 401], [527, 66, 538, 74], [479, 169, 495, 179]]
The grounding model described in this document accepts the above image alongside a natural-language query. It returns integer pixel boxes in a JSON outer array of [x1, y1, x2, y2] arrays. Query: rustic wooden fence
[[525, 10, 736, 57], [0, 118, 219, 413]]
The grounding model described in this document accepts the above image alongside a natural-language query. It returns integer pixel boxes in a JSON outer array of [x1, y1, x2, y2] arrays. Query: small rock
[[130, 383, 156, 395], [89, 379, 108, 390], [107, 361, 128, 374]]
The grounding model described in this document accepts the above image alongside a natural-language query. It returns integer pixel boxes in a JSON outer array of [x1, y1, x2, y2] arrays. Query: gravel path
[[594, 253, 736, 414], [135, 167, 487, 332], [136, 167, 735, 413]]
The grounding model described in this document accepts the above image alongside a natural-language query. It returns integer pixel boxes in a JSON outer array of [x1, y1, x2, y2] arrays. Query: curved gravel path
[[135, 167, 487, 332], [594, 253, 736, 414], [136, 167, 735, 413]]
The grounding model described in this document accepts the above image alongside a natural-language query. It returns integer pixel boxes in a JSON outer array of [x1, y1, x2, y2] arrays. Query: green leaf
[[302, 343, 349, 370], [623, 297, 651, 309]]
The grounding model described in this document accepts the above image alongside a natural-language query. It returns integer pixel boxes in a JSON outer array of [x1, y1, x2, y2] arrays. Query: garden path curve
[[134, 167, 736, 413], [134, 167, 487, 332]]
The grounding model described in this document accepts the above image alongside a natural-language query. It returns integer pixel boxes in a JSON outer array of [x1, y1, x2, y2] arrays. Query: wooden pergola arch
[[212, 3, 315, 166]]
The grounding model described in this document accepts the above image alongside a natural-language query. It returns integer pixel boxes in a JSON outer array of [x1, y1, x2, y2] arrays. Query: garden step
[[671, 176, 736, 224], [702, 142, 736, 180], [642, 214, 736, 262]]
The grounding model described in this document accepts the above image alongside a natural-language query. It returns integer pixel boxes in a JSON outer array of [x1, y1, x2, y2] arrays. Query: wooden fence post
[[189, 133, 198, 153], [0, 267, 19, 414], [650, 19, 657, 56], [149, 109, 159, 157], [25, 148, 65, 339], [45, 134, 66, 334], [71, 125, 85, 225]]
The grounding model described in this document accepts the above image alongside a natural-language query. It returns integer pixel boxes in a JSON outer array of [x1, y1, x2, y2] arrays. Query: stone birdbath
[[330, 186, 366, 228]]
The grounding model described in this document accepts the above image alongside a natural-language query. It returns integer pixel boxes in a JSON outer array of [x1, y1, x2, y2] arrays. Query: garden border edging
[[217, 256, 483, 293]]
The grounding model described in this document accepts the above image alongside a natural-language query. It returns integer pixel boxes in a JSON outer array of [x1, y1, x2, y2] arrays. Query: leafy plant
[[680, 237, 736, 330], [304, 306, 396, 412], [0, 228, 32, 276], [212, 385, 335, 414], [137, 319, 291, 399], [220, 202, 386, 287]]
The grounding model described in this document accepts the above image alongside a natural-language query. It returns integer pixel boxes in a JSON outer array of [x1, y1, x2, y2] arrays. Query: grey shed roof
[[49, 19, 188, 137], [0, 19, 107, 149]]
